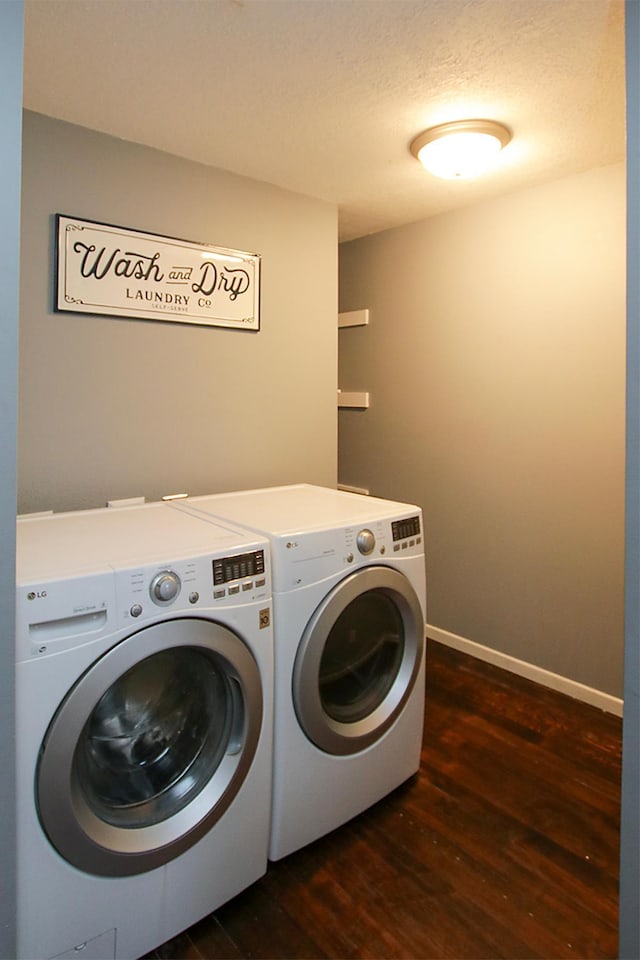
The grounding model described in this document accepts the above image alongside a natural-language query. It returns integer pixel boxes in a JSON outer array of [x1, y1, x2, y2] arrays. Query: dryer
[[15, 502, 273, 960], [172, 484, 426, 861]]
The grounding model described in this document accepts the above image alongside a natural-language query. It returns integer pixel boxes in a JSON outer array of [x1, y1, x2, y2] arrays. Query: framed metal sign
[[55, 215, 261, 331]]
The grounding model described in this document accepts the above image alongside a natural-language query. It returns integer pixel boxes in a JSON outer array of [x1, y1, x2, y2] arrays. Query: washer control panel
[[211, 549, 267, 601], [150, 569, 182, 605], [356, 528, 376, 555], [117, 547, 269, 622], [213, 549, 265, 586]]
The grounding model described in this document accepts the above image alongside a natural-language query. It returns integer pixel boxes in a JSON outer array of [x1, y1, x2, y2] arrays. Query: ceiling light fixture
[[410, 119, 512, 180]]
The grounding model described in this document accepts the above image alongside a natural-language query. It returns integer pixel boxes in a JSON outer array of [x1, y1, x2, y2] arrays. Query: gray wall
[[19, 112, 337, 514], [339, 162, 625, 698], [0, 4, 22, 958], [620, 1, 640, 954], [0, 0, 24, 960]]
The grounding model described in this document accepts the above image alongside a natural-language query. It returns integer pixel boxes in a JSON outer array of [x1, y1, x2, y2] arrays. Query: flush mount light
[[410, 119, 512, 180]]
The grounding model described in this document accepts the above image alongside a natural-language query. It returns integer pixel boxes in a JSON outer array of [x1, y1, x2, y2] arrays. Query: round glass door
[[293, 566, 424, 756], [37, 618, 262, 877], [75, 647, 234, 829], [319, 591, 405, 723]]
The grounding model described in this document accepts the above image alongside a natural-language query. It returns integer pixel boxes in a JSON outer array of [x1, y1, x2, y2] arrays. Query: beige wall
[[339, 163, 626, 697], [19, 111, 337, 513]]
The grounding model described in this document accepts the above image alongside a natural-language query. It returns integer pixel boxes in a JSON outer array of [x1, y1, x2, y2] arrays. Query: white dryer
[[172, 484, 426, 861], [15, 502, 273, 960]]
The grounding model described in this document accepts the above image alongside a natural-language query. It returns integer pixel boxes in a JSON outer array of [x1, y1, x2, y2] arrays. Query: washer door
[[37, 618, 263, 877], [293, 566, 424, 756]]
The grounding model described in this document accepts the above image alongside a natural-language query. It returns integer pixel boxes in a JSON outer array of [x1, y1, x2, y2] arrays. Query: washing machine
[[15, 501, 273, 960], [172, 484, 426, 861]]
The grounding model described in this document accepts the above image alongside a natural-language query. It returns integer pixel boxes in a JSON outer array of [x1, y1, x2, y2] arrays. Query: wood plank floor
[[145, 640, 622, 959]]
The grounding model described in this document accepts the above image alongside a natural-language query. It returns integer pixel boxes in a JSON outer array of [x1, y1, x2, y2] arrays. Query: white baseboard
[[427, 624, 624, 717]]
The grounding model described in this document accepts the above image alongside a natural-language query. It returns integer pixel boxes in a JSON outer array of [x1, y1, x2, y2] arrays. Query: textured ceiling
[[22, 0, 625, 242]]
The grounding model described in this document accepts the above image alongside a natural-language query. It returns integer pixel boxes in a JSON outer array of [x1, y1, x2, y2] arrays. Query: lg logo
[[27, 590, 47, 600]]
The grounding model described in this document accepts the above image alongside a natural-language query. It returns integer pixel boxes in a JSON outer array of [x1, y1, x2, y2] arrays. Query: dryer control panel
[[392, 515, 421, 542], [271, 513, 424, 592]]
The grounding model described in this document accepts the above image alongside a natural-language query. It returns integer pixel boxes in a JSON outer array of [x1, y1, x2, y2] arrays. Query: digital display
[[213, 550, 265, 585], [391, 516, 421, 542]]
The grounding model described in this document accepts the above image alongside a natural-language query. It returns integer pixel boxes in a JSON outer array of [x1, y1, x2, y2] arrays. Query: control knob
[[356, 528, 376, 555], [150, 570, 181, 605]]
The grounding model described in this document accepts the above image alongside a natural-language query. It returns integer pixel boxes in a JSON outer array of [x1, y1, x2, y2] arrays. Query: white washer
[[172, 484, 426, 861], [15, 502, 273, 960]]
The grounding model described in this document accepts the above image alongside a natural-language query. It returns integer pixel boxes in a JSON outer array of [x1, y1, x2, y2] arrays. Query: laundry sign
[[55, 215, 261, 330]]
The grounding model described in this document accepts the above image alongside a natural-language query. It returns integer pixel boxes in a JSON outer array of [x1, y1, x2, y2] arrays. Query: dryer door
[[292, 566, 424, 756], [37, 618, 263, 877]]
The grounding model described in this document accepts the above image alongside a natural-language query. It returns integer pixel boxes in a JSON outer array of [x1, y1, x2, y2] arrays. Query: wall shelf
[[337, 483, 370, 496], [338, 390, 370, 409], [338, 308, 369, 328], [338, 307, 370, 409], [339, 308, 370, 408]]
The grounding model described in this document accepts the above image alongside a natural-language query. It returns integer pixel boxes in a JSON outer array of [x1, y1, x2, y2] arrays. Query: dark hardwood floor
[[146, 640, 622, 959]]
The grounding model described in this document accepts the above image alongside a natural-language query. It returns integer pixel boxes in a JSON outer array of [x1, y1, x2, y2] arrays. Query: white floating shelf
[[338, 390, 370, 409], [338, 309, 369, 328], [337, 483, 370, 496]]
